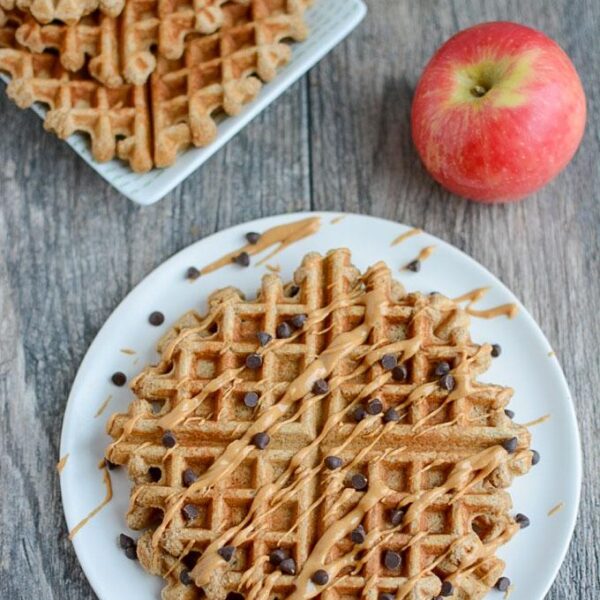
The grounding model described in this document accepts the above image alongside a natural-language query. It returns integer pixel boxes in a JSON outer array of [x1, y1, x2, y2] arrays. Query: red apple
[[411, 22, 586, 203]]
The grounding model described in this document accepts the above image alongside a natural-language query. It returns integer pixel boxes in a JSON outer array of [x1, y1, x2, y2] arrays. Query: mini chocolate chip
[[252, 432, 270, 449], [218, 545, 235, 562], [434, 361, 450, 376], [182, 504, 199, 521], [491, 343, 502, 357], [406, 260, 421, 272], [439, 373, 455, 391], [105, 458, 119, 470], [353, 406, 367, 422], [379, 594, 395, 600], [245, 353, 263, 369], [351, 473, 368, 491], [269, 548, 288, 565], [324, 456, 343, 470], [392, 365, 408, 381], [149, 311, 165, 326], [502, 437, 518, 453], [180, 569, 193, 585], [182, 551, 200, 570], [312, 379, 329, 395], [311, 569, 329, 585], [243, 391, 259, 408], [125, 545, 137, 560], [495, 577, 511, 592], [233, 252, 250, 267], [226, 593, 245, 600], [279, 557, 296, 575], [291, 314, 308, 329], [162, 430, 177, 448], [246, 232, 261, 244], [367, 398, 383, 415], [383, 550, 402, 570], [111, 371, 127, 386], [389, 508, 404, 526], [515, 513, 530, 529], [276, 322, 293, 339], [186, 266, 201, 281], [148, 466, 162, 482], [381, 354, 397, 370], [350, 524, 366, 544], [287, 285, 300, 297], [440, 580, 454, 596], [504, 409, 515, 419], [182, 468, 198, 487], [256, 331, 272, 346], [119, 533, 135, 549], [531, 449, 540, 465], [383, 408, 400, 423]]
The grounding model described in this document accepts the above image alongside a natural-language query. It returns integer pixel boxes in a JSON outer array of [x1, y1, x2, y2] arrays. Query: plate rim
[[60, 210, 582, 600]]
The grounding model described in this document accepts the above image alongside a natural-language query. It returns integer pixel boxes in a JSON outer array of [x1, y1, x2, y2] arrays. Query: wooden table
[[0, 1, 598, 597]]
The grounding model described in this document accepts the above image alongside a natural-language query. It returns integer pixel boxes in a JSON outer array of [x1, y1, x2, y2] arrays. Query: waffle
[[0, 0, 124, 24], [106, 249, 534, 600]]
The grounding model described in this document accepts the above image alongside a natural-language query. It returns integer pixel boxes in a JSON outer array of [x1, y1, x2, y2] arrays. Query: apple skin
[[411, 22, 587, 203]]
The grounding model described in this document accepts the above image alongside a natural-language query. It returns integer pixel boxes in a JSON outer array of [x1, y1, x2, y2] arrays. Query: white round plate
[[60, 212, 581, 600]]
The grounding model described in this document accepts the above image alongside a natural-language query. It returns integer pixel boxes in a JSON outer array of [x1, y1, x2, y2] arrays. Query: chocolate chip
[[380, 354, 397, 370], [531, 449, 540, 465], [149, 311, 165, 326], [515, 513, 530, 529], [119, 533, 135, 549], [182, 504, 199, 521], [243, 391, 259, 408], [276, 322, 293, 339], [312, 379, 329, 395], [162, 430, 177, 448], [180, 569, 193, 585], [287, 285, 300, 297], [353, 406, 367, 422], [182, 551, 200, 570], [105, 458, 119, 470], [350, 524, 366, 544], [311, 569, 329, 585], [245, 353, 263, 370], [125, 545, 137, 560], [182, 468, 198, 487], [350, 473, 368, 491], [392, 365, 408, 382], [389, 508, 404, 526], [256, 331, 272, 346], [495, 577, 511, 592], [291, 314, 308, 329], [383, 408, 400, 423], [383, 550, 402, 570], [406, 260, 421, 272], [279, 557, 296, 575], [491, 343, 502, 357], [186, 266, 201, 281], [440, 580, 454, 596], [269, 548, 288, 565], [379, 594, 395, 600], [218, 545, 235, 562], [504, 409, 515, 419], [111, 371, 127, 386], [246, 232, 261, 244], [434, 361, 450, 376], [439, 373, 455, 391], [252, 432, 270, 449], [324, 456, 343, 470], [233, 252, 250, 267], [148, 466, 162, 482], [367, 398, 383, 415], [502, 437, 518, 453], [226, 593, 244, 600]]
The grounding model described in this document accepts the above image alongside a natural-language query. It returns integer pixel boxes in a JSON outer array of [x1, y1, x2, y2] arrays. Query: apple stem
[[471, 85, 488, 98]]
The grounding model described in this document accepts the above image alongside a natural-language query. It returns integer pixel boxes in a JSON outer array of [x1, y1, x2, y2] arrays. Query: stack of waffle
[[106, 249, 535, 600], [0, 0, 311, 171]]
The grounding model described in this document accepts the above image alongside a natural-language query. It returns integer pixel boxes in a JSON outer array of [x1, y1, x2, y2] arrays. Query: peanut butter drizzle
[[199, 217, 321, 275], [330, 215, 346, 224], [68, 463, 113, 539], [522, 413, 551, 428], [548, 502, 565, 517], [120, 348, 136, 355], [56, 453, 69, 474], [94, 394, 112, 418], [265, 263, 281, 273], [454, 287, 518, 320], [391, 228, 422, 247], [403, 245, 437, 270]]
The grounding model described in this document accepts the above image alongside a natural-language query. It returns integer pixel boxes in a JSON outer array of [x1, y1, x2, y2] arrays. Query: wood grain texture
[[0, 0, 598, 597]]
